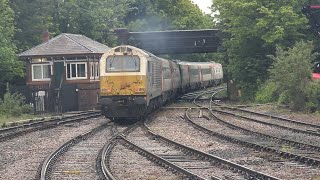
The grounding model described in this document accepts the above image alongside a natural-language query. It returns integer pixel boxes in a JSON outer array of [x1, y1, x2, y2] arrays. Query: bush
[[255, 81, 278, 103], [0, 85, 32, 117], [262, 41, 316, 111], [305, 81, 320, 112]]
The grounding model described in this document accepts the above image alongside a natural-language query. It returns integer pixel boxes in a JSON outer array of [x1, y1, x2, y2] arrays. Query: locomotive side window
[[106, 55, 140, 72]]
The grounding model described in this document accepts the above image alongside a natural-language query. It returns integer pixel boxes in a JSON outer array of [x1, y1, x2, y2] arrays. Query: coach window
[[32, 64, 51, 81], [66, 62, 87, 80]]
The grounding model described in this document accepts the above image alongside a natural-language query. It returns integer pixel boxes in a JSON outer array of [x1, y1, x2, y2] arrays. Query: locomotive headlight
[[135, 88, 145, 92], [101, 88, 112, 93]]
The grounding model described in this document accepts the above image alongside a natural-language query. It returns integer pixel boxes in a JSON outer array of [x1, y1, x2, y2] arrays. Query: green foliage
[[11, 0, 130, 49], [126, 0, 213, 31], [0, 85, 32, 117], [263, 41, 316, 110], [0, 0, 24, 85], [305, 81, 320, 112], [213, 0, 309, 101], [11, 0, 213, 51], [255, 81, 278, 103]]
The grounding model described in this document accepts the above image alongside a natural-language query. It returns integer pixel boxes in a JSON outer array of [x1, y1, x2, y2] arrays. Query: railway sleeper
[[184, 110, 320, 168]]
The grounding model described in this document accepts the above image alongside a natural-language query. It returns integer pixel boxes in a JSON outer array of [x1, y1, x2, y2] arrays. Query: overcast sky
[[192, 0, 213, 14]]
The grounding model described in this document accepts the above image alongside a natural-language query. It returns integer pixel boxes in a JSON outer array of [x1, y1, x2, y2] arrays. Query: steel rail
[[185, 108, 320, 167], [211, 108, 320, 137], [213, 103, 320, 129], [99, 136, 118, 180], [0, 111, 101, 142], [39, 122, 109, 180], [205, 93, 320, 152], [143, 120, 279, 180], [0, 111, 97, 133], [119, 135, 207, 180], [99, 121, 205, 180]]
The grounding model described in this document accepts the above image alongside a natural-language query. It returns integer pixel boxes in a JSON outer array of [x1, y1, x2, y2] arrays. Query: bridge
[[115, 28, 220, 54]]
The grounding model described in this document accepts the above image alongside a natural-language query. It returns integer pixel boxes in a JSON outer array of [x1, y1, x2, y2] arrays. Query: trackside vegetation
[[1, 0, 320, 115], [255, 41, 320, 112], [0, 85, 32, 117]]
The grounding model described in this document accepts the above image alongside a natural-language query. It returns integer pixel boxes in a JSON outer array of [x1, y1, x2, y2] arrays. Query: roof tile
[[18, 33, 110, 57]]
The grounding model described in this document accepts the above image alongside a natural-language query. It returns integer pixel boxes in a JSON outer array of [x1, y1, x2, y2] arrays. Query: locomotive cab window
[[106, 55, 140, 72]]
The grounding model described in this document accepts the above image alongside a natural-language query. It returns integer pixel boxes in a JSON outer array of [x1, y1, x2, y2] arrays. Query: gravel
[[147, 108, 320, 180], [109, 142, 183, 180], [49, 123, 112, 180], [0, 117, 108, 180]]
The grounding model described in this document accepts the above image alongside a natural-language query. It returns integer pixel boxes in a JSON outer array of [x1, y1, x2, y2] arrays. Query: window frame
[[31, 64, 51, 81], [66, 62, 87, 80], [90, 62, 99, 80], [106, 55, 140, 73]]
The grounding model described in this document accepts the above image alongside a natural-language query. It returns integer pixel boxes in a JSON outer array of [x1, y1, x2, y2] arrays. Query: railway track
[[148, 108, 320, 179], [39, 119, 112, 179], [179, 86, 226, 101], [191, 89, 320, 164], [186, 108, 320, 166], [0, 111, 101, 142], [0, 115, 107, 180], [2, 86, 318, 179], [209, 108, 320, 148], [141, 119, 279, 179], [211, 107, 320, 137], [100, 121, 195, 179]]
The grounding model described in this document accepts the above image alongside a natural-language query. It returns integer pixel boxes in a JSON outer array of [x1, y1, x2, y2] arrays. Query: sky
[[191, 0, 213, 14]]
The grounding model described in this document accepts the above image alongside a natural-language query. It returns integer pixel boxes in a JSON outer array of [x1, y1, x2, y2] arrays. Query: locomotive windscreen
[[106, 55, 140, 72]]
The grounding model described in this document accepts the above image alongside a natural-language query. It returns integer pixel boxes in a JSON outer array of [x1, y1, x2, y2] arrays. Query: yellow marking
[[63, 170, 81, 175], [281, 145, 293, 153], [100, 75, 146, 96]]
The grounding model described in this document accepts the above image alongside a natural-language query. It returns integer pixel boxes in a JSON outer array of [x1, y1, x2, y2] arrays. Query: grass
[[0, 114, 35, 126], [0, 113, 55, 127]]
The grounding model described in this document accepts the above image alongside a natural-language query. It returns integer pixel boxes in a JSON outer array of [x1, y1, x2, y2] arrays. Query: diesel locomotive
[[99, 45, 223, 120]]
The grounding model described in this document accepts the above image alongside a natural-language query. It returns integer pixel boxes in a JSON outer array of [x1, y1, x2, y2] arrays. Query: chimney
[[42, 29, 50, 42]]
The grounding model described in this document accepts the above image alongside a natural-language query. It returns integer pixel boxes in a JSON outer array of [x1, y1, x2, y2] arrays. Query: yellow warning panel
[[63, 170, 81, 175]]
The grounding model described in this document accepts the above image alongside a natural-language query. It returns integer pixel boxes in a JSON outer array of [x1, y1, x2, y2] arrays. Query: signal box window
[[66, 62, 87, 79], [32, 64, 51, 81], [90, 62, 99, 79], [106, 55, 140, 72]]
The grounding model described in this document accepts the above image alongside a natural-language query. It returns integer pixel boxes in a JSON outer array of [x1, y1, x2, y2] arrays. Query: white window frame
[[32, 64, 51, 81], [90, 62, 99, 80], [66, 62, 87, 80]]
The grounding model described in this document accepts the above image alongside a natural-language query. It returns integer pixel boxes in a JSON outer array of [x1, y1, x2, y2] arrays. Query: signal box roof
[[18, 33, 110, 58]]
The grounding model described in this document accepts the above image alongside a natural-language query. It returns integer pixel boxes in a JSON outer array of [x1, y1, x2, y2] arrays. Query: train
[[313, 62, 320, 80], [99, 45, 223, 120]]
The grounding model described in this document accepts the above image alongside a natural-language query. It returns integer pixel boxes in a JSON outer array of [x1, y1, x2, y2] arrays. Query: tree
[[126, 0, 213, 31], [11, 0, 130, 50], [259, 41, 316, 110], [0, 0, 23, 88], [213, 0, 309, 100]]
